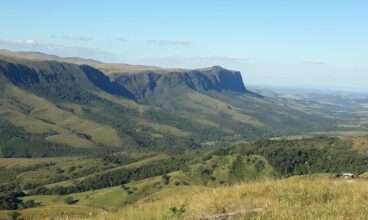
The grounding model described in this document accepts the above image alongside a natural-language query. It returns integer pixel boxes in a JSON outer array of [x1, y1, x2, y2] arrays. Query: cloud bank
[[0, 39, 117, 61]]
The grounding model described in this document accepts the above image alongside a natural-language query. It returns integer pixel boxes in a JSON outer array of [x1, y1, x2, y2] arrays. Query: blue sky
[[1, 1, 368, 91]]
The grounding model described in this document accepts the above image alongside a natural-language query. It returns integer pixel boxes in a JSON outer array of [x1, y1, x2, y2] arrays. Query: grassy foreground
[[5, 176, 368, 220]]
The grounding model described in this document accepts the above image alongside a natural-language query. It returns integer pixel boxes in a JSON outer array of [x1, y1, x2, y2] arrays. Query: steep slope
[[182, 153, 273, 185], [0, 49, 167, 75], [0, 51, 339, 157], [0, 57, 135, 102], [112, 66, 247, 100], [0, 58, 133, 154]]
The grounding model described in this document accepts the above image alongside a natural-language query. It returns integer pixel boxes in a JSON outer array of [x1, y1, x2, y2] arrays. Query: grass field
[[0, 156, 122, 191], [40, 153, 170, 189], [0, 83, 122, 148], [3, 176, 368, 220], [0, 157, 66, 169], [110, 176, 368, 220], [4, 52, 368, 220]]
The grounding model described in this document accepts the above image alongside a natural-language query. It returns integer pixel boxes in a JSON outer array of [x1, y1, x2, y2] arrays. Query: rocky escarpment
[[0, 59, 135, 102], [112, 66, 248, 100], [0, 55, 249, 102]]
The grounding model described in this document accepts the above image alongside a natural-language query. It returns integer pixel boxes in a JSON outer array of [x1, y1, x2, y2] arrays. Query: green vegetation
[[31, 154, 187, 195], [2, 52, 368, 219], [64, 196, 78, 205], [0, 54, 348, 158], [85, 177, 368, 220], [1, 136, 368, 219], [231, 137, 368, 176], [0, 192, 40, 211], [183, 154, 273, 185], [3, 177, 368, 220]]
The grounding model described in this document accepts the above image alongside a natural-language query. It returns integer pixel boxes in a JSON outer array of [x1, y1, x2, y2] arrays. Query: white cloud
[[2, 39, 39, 45], [50, 35, 92, 42], [146, 40, 193, 47], [0, 39, 117, 62], [23, 39, 38, 44], [135, 55, 248, 69], [203, 56, 249, 62]]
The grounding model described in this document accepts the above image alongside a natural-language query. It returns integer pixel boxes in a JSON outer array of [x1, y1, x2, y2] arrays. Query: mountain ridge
[[0, 49, 337, 156], [0, 49, 251, 100]]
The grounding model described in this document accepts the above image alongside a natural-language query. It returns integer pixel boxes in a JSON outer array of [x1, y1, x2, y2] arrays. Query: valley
[[2, 136, 368, 219], [1, 50, 368, 219]]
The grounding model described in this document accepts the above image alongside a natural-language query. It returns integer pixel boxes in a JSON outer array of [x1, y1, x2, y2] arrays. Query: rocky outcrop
[[80, 65, 135, 99], [112, 66, 248, 100], [0, 59, 135, 101], [0, 56, 249, 102]]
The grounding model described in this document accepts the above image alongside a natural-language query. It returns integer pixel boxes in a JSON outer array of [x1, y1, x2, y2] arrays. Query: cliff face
[[0, 56, 248, 102], [112, 66, 248, 100], [0, 53, 337, 155], [0, 59, 135, 101], [189, 66, 247, 93]]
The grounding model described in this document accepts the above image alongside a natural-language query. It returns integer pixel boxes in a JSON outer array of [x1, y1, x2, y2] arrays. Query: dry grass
[[40, 154, 170, 189], [186, 92, 264, 128], [0, 157, 66, 169], [11, 177, 368, 220], [93, 91, 147, 114], [0, 84, 122, 148], [138, 120, 190, 137], [349, 136, 368, 152], [114, 178, 366, 220]]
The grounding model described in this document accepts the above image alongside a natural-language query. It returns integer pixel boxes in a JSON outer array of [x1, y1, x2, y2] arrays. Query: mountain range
[[0, 49, 335, 157], [2, 50, 368, 220]]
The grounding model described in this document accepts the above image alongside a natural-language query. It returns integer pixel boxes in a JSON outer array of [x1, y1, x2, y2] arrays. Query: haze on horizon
[[0, 0, 367, 91]]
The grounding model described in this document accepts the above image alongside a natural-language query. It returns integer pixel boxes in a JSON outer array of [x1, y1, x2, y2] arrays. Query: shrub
[[161, 174, 170, 185], [7, 211, 21, 220], [64, 196, 79, 205]]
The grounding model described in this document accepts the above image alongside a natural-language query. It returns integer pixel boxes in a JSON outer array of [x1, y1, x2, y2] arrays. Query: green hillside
[[2, 136, 368, 219], [182, 154, 273, 185], [2, 51, 368, 219], [0, 52, 342, 158]]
